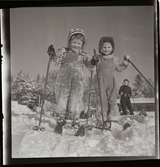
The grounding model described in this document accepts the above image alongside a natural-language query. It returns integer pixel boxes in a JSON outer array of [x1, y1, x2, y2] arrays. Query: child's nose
[[75, 43, 79, 47]]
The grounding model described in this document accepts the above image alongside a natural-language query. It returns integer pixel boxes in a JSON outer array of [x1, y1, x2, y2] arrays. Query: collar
[[68, 49, 83, 54], [99, 54, 114, 60]]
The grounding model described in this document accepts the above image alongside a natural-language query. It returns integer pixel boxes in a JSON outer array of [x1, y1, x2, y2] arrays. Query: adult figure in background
[[119, 79, 134, 115]]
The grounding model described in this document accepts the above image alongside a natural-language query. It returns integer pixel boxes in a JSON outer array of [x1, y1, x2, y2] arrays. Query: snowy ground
[[11, 101, 155, 158]]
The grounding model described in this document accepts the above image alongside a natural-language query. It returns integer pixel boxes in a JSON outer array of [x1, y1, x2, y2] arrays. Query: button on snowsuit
[[52, 48, 93, 118], [94, 55, 130, 121]]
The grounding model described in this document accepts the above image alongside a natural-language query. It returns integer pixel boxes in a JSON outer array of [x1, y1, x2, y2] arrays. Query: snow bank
[[11, 101, 156, 158]]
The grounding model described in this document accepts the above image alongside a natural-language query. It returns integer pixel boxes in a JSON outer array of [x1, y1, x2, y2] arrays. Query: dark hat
[[98, 36, 115, 54], [123, 79, 129, 83]]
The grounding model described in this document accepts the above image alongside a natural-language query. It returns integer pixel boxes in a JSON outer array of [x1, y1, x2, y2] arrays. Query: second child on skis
[[47, 28, 94, 134], [91, 36, 131, 123]]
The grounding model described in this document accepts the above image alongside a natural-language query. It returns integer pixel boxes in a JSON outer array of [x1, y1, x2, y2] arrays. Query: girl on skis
[[47, 28, 94, 124], [91, 36, 131, 124]]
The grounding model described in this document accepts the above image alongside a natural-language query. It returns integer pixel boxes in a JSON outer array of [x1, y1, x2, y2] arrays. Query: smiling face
[[70, 38, 83, 53], [101, 42, 113, 56], [68, 35, 84, 53]]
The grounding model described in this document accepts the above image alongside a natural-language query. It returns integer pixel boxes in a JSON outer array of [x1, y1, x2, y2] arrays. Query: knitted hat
[[98, 36, 115, 54], [67, 28, 86, 43]]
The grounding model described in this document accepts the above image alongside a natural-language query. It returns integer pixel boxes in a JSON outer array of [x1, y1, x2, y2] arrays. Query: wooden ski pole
[[38, 55, 52, 127], [128, 60, 155, 90], [93, 49, 105, 127], [38, 45, 55, 128], [86, 69, 93, 126]]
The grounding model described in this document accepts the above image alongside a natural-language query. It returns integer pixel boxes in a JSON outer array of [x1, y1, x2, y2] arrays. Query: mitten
[[91, 54, 99, 65], [123, 55, 131, 66], [124, 55, 131, 61], [47, 45, 56, 58]]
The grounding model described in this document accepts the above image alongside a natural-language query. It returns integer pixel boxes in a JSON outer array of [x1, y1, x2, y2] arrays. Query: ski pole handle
[[93, 49, 99, 62], [47, 45, 56, 58]]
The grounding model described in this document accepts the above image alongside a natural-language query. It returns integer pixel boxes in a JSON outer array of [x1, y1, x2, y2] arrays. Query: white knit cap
[[67, 28, 85, 43]]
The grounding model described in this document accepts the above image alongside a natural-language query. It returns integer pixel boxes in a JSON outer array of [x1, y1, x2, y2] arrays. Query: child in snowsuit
[[119, 79, 134, 115], [91, 36, 131, 122], [48, 28, 94, 121]]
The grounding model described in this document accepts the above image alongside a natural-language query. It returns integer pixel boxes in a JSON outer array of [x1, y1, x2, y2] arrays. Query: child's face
[[101, 42, 113, 55], [70, 38, 83, 53], [124, 81, 129, 85]]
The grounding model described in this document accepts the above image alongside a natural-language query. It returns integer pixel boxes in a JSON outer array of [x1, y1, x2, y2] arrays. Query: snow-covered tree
[[36, 74, 40, 83], [132, 74, 154, 98], [142, 78, 154, 98], [11, 71, 33, 102]]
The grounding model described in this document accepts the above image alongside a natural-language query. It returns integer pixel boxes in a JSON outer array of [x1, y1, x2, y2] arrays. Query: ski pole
[[38, 55, 52, 127], [128, 59, 155, 90], [86, 69, 93, 126], [32, 45, 55, 131], [39, 45, 56, 126], [93, 49, 105, 127]]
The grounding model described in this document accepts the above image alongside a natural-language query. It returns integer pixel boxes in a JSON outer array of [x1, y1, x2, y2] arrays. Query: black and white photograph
[[1, 1, 159, 165]]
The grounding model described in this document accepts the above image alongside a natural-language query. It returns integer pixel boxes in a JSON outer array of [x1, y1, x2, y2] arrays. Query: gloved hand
[[120, 92, 123, 96], [124, 55, 131, 62], [47, 45, 56, 58], [91, 54, 99, 65]]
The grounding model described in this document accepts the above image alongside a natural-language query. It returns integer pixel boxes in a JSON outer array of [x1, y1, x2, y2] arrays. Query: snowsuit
[[92, 54, 130, 121], [119, 85, 134, 115], [51, 47, 93, 118]]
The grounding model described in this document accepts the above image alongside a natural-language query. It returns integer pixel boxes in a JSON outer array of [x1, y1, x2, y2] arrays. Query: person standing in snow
[[47, 28, 94, 122], [91, 36, 131, 122], [119, 79, 134, 115]]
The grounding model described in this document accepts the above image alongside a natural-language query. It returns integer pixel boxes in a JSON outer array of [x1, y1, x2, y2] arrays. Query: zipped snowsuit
[[51, 48, 93, 119], [94, 54, 130, 121]]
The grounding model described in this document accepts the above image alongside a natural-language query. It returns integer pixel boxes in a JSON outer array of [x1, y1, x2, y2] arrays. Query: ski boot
[[75, 125, 85, 137], [79, 111, 87, 119], [139, 109, 147, 116], [32, 125, 45, 131], [95, 121, 104, 130], [104, 121, 111, 131], [71, 118, 85, 137], [123, 123, 131, 131], [71, 118, 80, 130], [95, 120, 111, 131], [54, 116, 66, 134]]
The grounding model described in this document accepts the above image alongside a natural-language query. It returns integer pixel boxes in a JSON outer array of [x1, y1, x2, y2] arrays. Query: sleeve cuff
[[123, 60, 130, 66]]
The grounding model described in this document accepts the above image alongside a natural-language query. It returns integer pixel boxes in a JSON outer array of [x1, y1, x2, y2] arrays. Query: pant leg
[[126, 98, 134, 115], [100, 85, 108, 121], [55, 67, 73, 115], [120, 97, 128, 115], [67, 71, 85, 118], [106, 78, 119, 120], [95, 77, 108, 121]]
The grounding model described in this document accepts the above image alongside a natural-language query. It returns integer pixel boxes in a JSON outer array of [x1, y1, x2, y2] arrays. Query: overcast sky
[[10, 6, 154, 88]]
